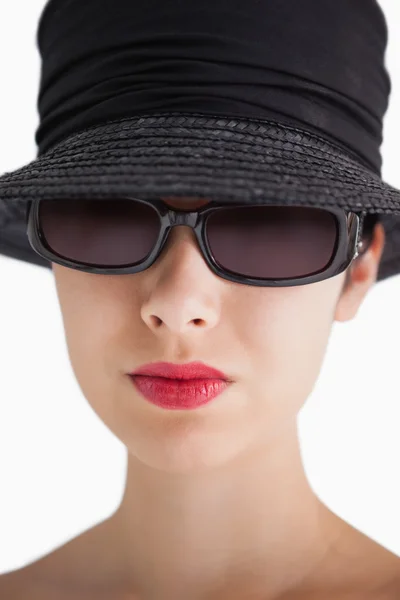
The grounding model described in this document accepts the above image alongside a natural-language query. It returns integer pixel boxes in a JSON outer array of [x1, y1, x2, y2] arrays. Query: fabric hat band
[[36, 0, 391, 174]]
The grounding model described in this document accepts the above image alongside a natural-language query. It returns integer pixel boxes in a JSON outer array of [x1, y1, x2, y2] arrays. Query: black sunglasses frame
[[26, 197, 364, 288]]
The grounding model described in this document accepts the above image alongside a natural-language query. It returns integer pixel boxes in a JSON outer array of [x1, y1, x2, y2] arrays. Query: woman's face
[[51, 197, 385, 473]]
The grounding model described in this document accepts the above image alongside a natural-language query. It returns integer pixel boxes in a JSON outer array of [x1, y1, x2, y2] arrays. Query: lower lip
[[129, 375, 230, 409]]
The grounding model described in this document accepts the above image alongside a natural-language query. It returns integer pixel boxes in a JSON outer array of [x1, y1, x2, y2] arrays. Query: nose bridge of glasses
[[167, 209, 199, 228], [164, 209, 203, 252]]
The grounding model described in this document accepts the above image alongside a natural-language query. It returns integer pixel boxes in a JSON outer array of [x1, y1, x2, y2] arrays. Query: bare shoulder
[[0, 571, 19, 599], [0, 568, 42, 600], [0, 566, 100, 600], [0, 518, 120, 599], [325, 517, 400, 598], [0, 542, 82, 600]]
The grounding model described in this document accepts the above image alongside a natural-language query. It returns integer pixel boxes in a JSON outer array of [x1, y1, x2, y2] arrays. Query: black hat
[[0, 0, 399, 283]]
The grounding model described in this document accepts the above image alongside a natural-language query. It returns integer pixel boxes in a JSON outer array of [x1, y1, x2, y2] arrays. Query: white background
[[0, 0, 399, 574]]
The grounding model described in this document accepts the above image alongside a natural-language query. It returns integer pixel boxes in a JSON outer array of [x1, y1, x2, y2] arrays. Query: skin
[[5, 196, 398, 600]]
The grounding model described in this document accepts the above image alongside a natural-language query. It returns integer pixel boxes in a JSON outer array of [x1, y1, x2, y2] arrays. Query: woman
[[1, 0, 400, 598]]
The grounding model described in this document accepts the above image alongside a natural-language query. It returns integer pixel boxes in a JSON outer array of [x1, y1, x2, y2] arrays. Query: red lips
[[129, 361, 232, 409], [130, 361, 230, 381]]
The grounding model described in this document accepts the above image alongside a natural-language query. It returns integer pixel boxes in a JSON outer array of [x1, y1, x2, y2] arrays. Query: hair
[[342, 213, 381, 293]]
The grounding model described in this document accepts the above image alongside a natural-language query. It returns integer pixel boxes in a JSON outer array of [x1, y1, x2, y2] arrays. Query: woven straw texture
[[0, 113, 400, 283]]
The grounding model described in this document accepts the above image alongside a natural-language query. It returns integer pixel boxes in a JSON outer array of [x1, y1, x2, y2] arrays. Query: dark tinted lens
[[206, 206, 338, 279], [38, 198, 160, 266]]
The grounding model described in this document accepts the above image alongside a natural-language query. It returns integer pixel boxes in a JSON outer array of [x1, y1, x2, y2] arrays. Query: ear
[[334, 223, 386, 323]]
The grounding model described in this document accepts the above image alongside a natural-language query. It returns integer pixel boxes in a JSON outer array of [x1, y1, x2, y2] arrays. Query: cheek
[[241, 287, 337, 416], [55, 273, 130, 386]]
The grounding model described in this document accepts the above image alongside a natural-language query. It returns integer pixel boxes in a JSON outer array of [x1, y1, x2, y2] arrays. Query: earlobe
[[334, 223, 386, 323], [334, 264, 368, 323], [334, 273, 359, 322]]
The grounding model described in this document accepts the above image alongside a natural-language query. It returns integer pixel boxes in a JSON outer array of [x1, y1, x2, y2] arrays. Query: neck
[[94, 420, 342, 599]]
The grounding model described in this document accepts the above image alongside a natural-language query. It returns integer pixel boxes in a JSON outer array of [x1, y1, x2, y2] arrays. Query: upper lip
[[130, 361, 231, 381]]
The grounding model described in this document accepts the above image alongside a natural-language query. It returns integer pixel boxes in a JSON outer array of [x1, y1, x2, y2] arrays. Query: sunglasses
[[26, 197, 364, 288]]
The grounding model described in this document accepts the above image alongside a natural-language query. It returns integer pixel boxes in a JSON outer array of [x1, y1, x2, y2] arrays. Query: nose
[[140, 197, 220, 333]]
